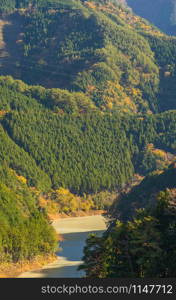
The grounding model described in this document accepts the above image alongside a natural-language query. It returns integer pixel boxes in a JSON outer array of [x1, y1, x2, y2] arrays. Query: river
[[18, 215, 107, 278]]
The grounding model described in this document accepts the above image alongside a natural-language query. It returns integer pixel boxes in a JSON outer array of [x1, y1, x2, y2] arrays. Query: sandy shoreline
[[52, 214, 107, 234]]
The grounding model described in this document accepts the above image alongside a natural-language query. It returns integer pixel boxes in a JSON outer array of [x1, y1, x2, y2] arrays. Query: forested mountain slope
[[1, 76, 176, 195], [127, 0, 176, 35], [81, 164, 176, 277], [1, 0, 176, 113], [0, 163, 57, 265], [0, 0, 176, 275], [0, 0, 175, 114], [111, 162, 176, 220]]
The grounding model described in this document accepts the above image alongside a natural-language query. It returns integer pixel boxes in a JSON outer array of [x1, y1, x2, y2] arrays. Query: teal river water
[[37, 230, 104, 278], [18, 215, 106, 278]]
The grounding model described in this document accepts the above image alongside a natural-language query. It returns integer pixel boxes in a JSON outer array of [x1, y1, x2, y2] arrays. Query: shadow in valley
[[31, 265, 84, 278], [21, 230, 104, 278], [57, 230, 104, 262], [0, 13, 24, 79], [40, 230, 104, 278]]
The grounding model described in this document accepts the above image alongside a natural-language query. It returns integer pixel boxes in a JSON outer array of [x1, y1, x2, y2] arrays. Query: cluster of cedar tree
[[0, 0, 176, 276]]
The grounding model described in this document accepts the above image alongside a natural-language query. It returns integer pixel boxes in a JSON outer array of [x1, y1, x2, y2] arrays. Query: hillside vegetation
[[80, 165, 176, 277], [127, 0, 176, 35], [1, 76, 176, 195], [0, 0, 175, 113], [0, 163, 57, 264], [0, 0, 175, 114], [0, 0, 176, 276]]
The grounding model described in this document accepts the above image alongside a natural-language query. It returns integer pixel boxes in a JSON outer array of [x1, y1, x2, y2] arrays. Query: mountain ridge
[[127, 0, 176, 35], [0, 0, 176, 276]]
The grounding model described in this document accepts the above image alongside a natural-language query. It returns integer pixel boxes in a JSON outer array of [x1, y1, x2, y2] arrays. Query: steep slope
[[1, 1, 176, 113], [0, 163, 57, 265], [0, 1, 176, 276], [0, 124, 51, 191], [127, 0, 176, 35], [0, 78, 134, 194], [0, 76, 176, 195], [80, 163, 176, 278], [0, 13, 24, 79], [0, 0, 163, 113], [111, 163, 176, 220]]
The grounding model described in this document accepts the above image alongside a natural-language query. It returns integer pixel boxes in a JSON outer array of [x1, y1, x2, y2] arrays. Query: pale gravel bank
[[18, 215, 107, 278], [52, 214, 107, 234]]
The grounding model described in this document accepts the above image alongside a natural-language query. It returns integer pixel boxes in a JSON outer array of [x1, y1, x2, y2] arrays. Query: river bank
[[18, 215, 107, 278], [0, 254, 57, 278], [48, 209, 105, 221]]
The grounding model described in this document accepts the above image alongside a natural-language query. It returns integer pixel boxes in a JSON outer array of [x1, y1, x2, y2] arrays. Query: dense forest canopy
[[80, 185, 176, 277], [0, 0, 175, 114], [1, 76, 176, 195], [0, 0, 176, 275], [0, 0, 175, 113], [0, 163, 57, 263]]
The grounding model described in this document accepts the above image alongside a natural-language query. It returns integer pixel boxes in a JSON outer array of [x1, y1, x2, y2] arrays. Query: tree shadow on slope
[[0, 13, 24, 79]]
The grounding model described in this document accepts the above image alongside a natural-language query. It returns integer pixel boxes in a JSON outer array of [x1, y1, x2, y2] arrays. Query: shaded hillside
[[1, 1, 176, 113], [127, 0, 176, 35], [0, 13, 24, 79], [0, 1, 176, 275], [111, 163, 176, 220], [80, 163, 176, 278], [0, 0, 164, 113]]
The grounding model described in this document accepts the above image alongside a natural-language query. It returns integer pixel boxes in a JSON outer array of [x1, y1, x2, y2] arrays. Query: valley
[[0, 0, 176, 279], [18, 215, 107, 278]]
